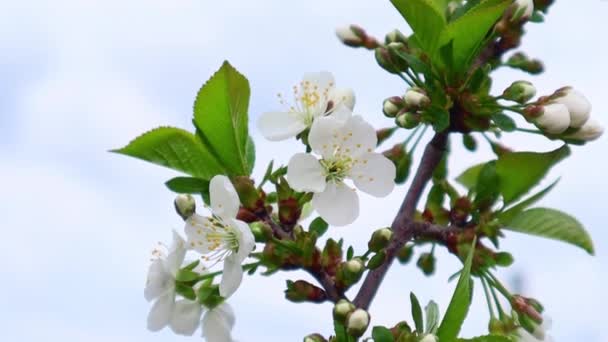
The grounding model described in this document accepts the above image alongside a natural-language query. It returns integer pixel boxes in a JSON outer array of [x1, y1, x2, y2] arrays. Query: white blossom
[[565, 118, 604, 141], [185, 175, 255, 298], [535, 103, 570, 134], [257, 72, 356, 141], [554, 87, 592, 128], [404, 88, 430, 108], [513, 0, 534, 19], [202, 303, 237, 342], [286, 108, 396, 226]]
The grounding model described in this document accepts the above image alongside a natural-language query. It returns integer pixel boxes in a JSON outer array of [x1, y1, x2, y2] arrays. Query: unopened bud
[[337, 258, 365, 287], [387, 42, 410, 71], [336, 25, 364, 48], [249, 221, 272, 243], [346, 309, 370, 337], [419, 334, 438, 342], [462, 134, 477, 151], [565, 118, 604, 142], [397, 245, 414, 264], [417, 252, 436, 276], [375, 47, 399, 74], [395, 112, 420, 129], [503, 80, 536, 104], [333, 299, 356, 323], [368, 228, 393, 252], [303, 334, 327, 342], [285, 280, 326, 303], [553, 87, 592, 128], [488, 317, 505, 334], [511, 0, 534, 21], [376, 127, 397, 145], [383, 96, 404, 118], [385, 29, 408, 45], [403, 88, 430, 108], [534, 103, 570, 134], [174, 194, 196, 220], [495, 252, 514, 267]]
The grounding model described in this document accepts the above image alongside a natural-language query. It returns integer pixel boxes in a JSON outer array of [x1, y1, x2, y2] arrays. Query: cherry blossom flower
[[554, 87, 592, 128], [535, 103, 570, 134], [286, 107, 396, 226], [202, 302, 237, 342]]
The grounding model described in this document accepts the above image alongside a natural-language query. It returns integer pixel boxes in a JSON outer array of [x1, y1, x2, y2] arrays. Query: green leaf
[[492, 113, 517, 132], [175, 269, 199, 282], [498, 179, 559, 225], [425, 300, 440, 334], [391, 0, 447, 56], [437, 238, 476, 340], [113, 127, 225, 179], [427, 106, 450, 132], [245, 135, 256, 175], [175, 283, 196, 301], [372, 326, 395, 342], [309, 217, 329, 237], [474, 161, 500, 208], [505, 208, 594, 254], [440, 0, 511, 72], [456, 163, 485, 189], [496, 145, 570, 204], [193, 61, 251, 176], [410, 292, 424, 333], [458, 335, 513, 342], [391, 48, 435, 79], [165, 177, 210, 194]]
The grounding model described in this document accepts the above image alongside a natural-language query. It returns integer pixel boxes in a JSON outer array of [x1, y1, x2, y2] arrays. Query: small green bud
[[333, 299, 356, 323], [366, 251, 386, 270], [462, 134, 477, 151], [395, 152, 412, 184], [495, 252, 514, 267], [503, 80, 537, 104], [375, 47, 400, 74], [386, 42, 410, 71], [383, 96, 405, 118], [285, 280, 326, 303], [385, 29, 408, 45], [416, 252, 436, 276], [395, 112, 420, 129], [346, 309, 370, 337], [249, 221, 272, 243], [377, 127, 397, 145], [174, 194, 196, 220], [397, 245, 414, 264], [368, 228, 393, 252]]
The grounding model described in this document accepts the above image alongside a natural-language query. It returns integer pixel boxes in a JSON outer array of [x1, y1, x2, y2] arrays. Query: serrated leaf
[[496, 145, 570, 204], [498, 179, 559, 225], [391, 0, 447, 57], [309, 217, 329, 237], [113, 126, 225, 179], [372, 326, 395, 342], [505, 208, 594, 254], [194, 61, 251, 176], [458, 335, 513, 342], [410, 292, 424, 333], [437, 238, 476, 340], [456, 163, 485, 189]]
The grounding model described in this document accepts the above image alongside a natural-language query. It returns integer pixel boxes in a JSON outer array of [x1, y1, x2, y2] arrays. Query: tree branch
[[353, 132, 448, 309]]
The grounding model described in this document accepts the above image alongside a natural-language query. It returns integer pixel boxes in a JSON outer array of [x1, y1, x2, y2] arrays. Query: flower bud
[[511, 0, 534, 21], [375, 47, 400, 74], [366, 250, 386, 270], [397, 244, 414, 264], [565, 118, 604, 141], [495, 252, 514, 267], [368, 228, 393, 252], [385, 29, 408, 45], [383, 96, 404, 118], [419, 334, 438, 342], [417, 252, 436, 276], [174, 194, 196, 220], [249, 221, 273, 243], [503, 80, 536, 104], [376, 127, 397, 145], [395, 112, 420, 129], [336, 25, 364, 48], [337, 258, 365, 288], [535, 103, 570, 134], [303, 334, 327, 342], [462, 134, 477, 151], [553, 87, 592, 128], [403, 88, 430, 108], [333, 299, 356, 324], [285, 280, 326, 303], [346, 309, 370, 337]]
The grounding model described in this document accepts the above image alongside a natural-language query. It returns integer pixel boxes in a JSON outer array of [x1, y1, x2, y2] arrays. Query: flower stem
[[515, 127, 545, 135], [481, 276, 496, 319]]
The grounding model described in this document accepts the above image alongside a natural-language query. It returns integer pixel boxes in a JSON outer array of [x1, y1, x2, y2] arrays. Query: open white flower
[[257, 72, 356, 141], [286, 107, 396, 226], [145, 231, 188, 332], [185, 175, 255, 298], [554, 87, 592, 128], [202, 302, 237, 342]]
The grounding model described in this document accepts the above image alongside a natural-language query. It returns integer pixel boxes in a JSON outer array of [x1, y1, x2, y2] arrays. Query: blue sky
[[1, 1, 607, 341]]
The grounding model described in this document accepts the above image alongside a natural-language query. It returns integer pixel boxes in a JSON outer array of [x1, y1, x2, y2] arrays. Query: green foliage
[[505, 208, 594, 254], [424, 300, 440, 334], [113, 127, 226, 179], [456, 163, 485, 190], [457, 335, 514, 342], [409, 292, 424, 333], [437, 238, 476, 340], [492, 113, 516, 132], [309, 217, 329, 237], [372, 326, 395, 342], [193, 61, 253, 176], [498, 179, 559, 224], [390, 0, 447, 58], [474, 161, 500, 209]]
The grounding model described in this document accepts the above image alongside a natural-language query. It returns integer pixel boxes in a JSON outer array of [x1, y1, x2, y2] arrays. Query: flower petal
[[302, 71, 335, 95], [309, 115, 347, 159], [350, 153, 396, 197], [147, 292, 175, 332], [327, 104, 353, 123], [210, 175, 240, 221], [555, 88, 591, 128], [202, 305, 235, 342], [144, 260, 173, 301], [312, 182, 359, 226], [257, 111, 307, 141], [169, 299, 203, 336], [286, 153, 326, 192], [339, 115, 377, 158], [232, 219, 255, 263], [330, 88, 356, 111], [165, 230, 187, 276], [219, 254, 243, 298], [185, 214, 215, 253]]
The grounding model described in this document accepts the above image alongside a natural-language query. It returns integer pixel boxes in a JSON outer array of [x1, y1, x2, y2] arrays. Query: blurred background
[[1, 0, 606, 340]]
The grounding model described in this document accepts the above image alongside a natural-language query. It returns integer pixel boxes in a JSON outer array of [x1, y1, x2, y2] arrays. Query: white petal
[[327, 103, 353, 123], [566, 118, 604, 141], [170, 300, 203, 336], [556, 89, 591, 128], [310, 114, 377, 159], [219, 254, 243, 298], [144, 260, 173, 301], [286, 153, 326, 192], [210, 175, 240, 221], [339, 115, 378, 158], [536, 104, 570, 134], [165, 230, 187, 276], [330, 88, 356, 111], [147, 292, 175, 332], [202, 305, 235, 342], [214, 302, 236, 328], [232, 219, 255, 263], [312, 182, 359, 226], [350, 153, 396, 197], [302, 71, 335, 95], [185, 214, 214, 253], [257, 111, 307, 141], [309, 114, 347, 159]]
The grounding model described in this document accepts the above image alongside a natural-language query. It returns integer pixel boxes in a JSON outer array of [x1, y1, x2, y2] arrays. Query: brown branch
[[353, 132, 448, 309]]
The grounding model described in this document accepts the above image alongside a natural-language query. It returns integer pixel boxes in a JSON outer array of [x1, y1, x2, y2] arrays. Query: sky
[[1, 0, 607, 341]]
